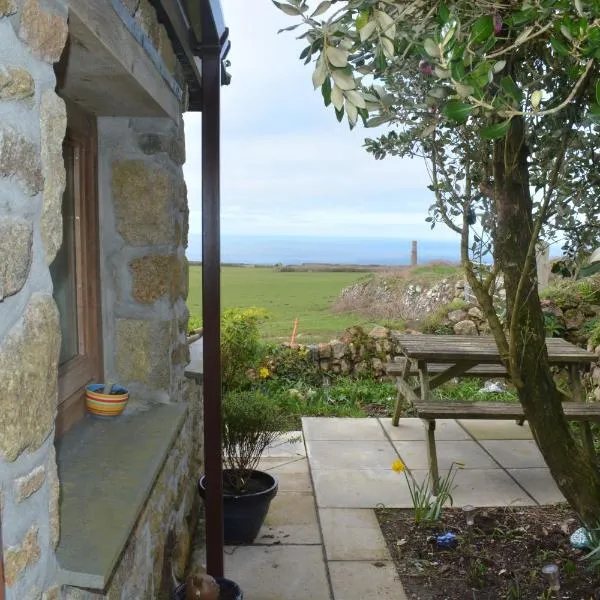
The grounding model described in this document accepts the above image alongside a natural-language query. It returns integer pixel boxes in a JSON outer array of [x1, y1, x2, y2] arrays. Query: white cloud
[[182, 0, 442, 248]]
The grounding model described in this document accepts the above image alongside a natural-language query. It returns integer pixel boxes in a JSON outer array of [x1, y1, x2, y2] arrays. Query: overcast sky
[[182, 1, 456, 241]]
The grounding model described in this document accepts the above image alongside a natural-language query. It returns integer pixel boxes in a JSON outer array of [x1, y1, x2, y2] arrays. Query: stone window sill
[[55, 403, 188, 590], [185, 335, 203, 381]]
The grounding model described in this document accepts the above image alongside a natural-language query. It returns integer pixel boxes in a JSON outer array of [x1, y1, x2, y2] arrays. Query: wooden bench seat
[[413, 401, 600, 492], [387, 362, 507, 378], [415, 401, 600, 422]]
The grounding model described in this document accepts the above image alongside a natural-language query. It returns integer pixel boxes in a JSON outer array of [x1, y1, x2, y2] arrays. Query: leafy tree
[[274, 0, 600, 523]]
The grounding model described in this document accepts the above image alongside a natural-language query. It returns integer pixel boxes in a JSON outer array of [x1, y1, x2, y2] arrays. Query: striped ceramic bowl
[[85, 384, 129, 417]]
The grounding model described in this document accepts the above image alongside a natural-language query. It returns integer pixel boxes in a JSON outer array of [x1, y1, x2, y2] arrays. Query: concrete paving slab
[[258, 457, 312, 493], [320, 508, 390, 561], [508, 468, 565, 504], [264, 431, 306, 458], [225, 545, 331, 600], [393, 440, 499, 470], [311, 468, 415, 508], [480, 440, 546, 469], [459, 419, 533, 440], [307, 440, 399, 470], [446, 468, 535, 507], [380, 417, 471, 441], [302, 417, 386, 441], [328, 561, 406, 600], [257, 492, 321, 545]]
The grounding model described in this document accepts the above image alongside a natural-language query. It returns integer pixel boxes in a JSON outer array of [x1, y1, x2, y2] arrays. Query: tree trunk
[[491, 116, 600, 525]]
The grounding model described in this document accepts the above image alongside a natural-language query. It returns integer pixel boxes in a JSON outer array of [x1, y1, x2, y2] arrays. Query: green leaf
[[424, 38, 440, 58], [442, 100, 472, 123], [355, 9, 369, 30], [272, 1, 303, 16], [438, 3, 450, 24], [277, 23, 302, 33], [331, 69, 355, 90], [500, 75, 523, 104], [375, 51, 387, 72], [588, 103, 600, 124], [345, 89, 366, 109], [450, 59, 466, 81], [480, 119, 511, 139], [508, 9, 536, 27], [359, 20, 377, 42], [366, 115, 392, 128], [326, 45, 349, 68], [493, 60, 506, 74], [455, 82, 474, 98], [299, 45, 311, 60], [596, 80, 600, 106], [310, 1, 331, 18], [321, 76, 331, 107], [334, 105, 345, 123], [470, 16, 493, 45]]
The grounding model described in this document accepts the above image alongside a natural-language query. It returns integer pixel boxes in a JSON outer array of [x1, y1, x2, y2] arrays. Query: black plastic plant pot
[[198, 469, 278, 545], [174, 577, 243, 600]]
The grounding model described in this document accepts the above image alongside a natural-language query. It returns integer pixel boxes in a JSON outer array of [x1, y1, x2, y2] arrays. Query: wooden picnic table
[[387, 334, 597, 426], [386, 334, 598, 491]]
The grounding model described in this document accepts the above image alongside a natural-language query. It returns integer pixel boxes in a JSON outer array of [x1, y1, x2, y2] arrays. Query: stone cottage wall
[[0, 1, 68, 598], [97, 115, 190, 405], [0, 1, 198, 598]]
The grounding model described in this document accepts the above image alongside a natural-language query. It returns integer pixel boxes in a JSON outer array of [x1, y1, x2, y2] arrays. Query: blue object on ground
[[436, 532, 457, 549]]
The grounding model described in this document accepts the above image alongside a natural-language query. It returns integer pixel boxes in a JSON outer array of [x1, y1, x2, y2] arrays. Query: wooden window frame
[[55, 103, 103, 436]]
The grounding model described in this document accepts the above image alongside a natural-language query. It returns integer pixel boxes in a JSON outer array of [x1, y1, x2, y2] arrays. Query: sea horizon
[[186, 234, 462, 265]]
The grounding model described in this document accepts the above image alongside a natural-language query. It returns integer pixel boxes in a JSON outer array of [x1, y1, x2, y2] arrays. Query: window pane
[[50, 144, 79, 365]]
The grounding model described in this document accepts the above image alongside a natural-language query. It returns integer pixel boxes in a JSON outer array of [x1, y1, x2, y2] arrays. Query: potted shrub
[[198, 389, 290, 544]]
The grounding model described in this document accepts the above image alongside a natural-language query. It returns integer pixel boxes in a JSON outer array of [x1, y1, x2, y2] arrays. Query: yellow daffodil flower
[[392, 459, 406, 473]]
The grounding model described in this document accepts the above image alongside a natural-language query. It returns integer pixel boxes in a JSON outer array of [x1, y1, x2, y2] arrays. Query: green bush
[[222, 389, 291, 492], [188, 314, 202, 333], [221, 307, 269, 391], [588, 320, 600, 349], [263, 344, 322, 386], [544, 313, 566, 338]]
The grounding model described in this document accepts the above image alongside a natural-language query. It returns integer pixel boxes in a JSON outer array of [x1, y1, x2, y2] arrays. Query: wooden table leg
[[567, 364, 595, 458], [392, 377, 404, 426], [425, 419, 440, 494], [418, 361, 430, 401], [392, 377, 421, 426], [569, 363, 583, 402]]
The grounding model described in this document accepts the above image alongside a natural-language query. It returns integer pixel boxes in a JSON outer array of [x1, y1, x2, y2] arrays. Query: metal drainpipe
[[201, 37, 224, 578]]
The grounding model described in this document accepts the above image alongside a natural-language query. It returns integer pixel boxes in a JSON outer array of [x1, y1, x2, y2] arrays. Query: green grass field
[[188, 265, 380, 342]]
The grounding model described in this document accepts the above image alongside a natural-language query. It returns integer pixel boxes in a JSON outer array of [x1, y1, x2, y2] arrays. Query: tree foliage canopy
[[274, 0, 600, 257]]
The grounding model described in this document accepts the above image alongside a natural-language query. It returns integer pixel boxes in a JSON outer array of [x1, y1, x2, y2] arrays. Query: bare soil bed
[[376, 505, 600, 599]]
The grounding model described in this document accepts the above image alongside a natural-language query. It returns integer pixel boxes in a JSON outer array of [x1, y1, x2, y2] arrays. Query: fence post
[[536, 243, 550, 291]]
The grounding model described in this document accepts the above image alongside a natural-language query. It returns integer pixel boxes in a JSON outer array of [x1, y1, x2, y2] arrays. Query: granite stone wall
[[97, 114, 190, 405], [0, 1, 68, 598], [0, 1, 198, 598]]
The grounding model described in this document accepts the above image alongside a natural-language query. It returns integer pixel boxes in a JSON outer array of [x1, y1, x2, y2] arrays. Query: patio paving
[[219, 416, 563, 600]]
